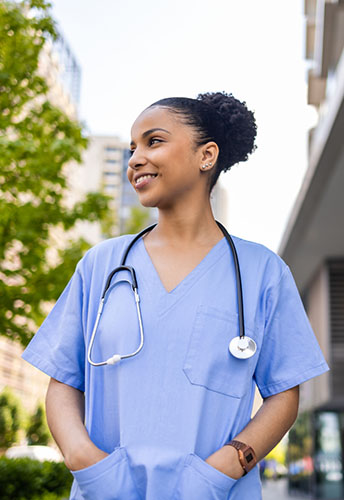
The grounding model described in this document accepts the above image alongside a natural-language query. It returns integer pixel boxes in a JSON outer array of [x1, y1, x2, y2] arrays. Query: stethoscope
[[87, 221, 257, 367]]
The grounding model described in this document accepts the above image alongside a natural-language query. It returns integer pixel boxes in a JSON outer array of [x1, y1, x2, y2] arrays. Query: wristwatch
[[225, 440, 257, 475]]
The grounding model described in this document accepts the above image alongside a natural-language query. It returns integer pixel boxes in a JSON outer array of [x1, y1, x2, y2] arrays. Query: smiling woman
[[22, 91, 329, 500]]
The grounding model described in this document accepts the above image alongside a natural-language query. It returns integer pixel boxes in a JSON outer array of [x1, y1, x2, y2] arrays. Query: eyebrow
[[130, 128, 171, 147]]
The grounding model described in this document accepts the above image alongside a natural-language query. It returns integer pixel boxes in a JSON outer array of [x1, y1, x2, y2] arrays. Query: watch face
[[228, 441, 256, 473]]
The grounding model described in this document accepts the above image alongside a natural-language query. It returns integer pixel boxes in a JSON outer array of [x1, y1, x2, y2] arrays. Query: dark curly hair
[[148, 92, 257, 192]]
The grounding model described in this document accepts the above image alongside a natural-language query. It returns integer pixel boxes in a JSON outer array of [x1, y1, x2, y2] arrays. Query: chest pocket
[[183, 305, 258, 399]]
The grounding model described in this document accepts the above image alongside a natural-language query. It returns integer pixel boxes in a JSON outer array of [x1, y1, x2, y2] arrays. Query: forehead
[[130, 106, 187, 140]]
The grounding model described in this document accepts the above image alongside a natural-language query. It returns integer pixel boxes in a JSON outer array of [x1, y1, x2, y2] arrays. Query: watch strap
[[225, 440, 257, 475]]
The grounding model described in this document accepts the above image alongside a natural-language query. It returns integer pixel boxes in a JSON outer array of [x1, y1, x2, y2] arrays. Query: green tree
[[26, 402, 51, 445], [125, 206, 151, 234], [0, 387, 23, 449], [0, 0, 110, 346]]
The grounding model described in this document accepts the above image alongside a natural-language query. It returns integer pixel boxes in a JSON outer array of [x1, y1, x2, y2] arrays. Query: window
[[104, 184, 119, 192]]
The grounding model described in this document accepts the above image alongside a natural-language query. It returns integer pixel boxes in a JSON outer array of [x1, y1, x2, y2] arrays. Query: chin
[[137, 196, 159, 208], [137, 193, 172, 210]]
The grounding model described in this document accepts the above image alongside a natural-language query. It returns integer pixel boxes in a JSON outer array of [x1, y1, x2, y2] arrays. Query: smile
[[135, 174, 158, 187]]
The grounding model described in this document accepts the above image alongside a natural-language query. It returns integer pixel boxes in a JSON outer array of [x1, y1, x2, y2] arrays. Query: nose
[[128, 147, 147, 170]]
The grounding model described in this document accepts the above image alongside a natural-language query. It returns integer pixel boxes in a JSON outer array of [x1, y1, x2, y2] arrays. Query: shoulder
[[76, 234, 137, 276], [231, 234, 289, 288]]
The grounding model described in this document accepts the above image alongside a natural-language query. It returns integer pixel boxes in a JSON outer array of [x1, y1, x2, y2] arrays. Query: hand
[[65, 440, 109, 471], [205, 445, 244, 480]]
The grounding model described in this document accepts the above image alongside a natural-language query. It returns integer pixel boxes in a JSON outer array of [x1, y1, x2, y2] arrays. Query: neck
[[149, 197, 224, 246]]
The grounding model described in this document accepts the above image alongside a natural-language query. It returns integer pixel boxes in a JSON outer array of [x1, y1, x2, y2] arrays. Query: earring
[[202, 164, 207, 169]]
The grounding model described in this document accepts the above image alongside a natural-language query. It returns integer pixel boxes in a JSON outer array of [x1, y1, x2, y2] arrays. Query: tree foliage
[[26, 402, 51, 446], [0, 0, 110, 346], [0, 387, 23, 449], [125, 206, 151, 234], [0, 456, 72, 499]]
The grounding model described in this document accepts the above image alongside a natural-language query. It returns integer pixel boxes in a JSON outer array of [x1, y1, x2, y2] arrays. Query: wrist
[[205, 445, 245, 480], [225, 440, 257, 476], [64, 439, 103, 471], [222, 445, 246, 479]]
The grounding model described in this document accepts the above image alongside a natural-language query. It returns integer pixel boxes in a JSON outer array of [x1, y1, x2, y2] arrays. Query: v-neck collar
[[140, 236, 226, 295], [136, 236, 228, 315]]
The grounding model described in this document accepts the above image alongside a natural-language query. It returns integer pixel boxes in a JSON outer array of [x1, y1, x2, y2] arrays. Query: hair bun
[[197, 91, 257, 168]]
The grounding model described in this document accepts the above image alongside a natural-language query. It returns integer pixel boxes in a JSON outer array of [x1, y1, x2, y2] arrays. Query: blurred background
[[0, 0, 343, 498]]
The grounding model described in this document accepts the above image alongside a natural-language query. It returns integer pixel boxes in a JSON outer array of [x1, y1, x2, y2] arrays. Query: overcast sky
[[50, 0, 316, 252]]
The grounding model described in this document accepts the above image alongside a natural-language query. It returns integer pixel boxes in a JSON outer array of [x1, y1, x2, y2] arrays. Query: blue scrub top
[[22, 233, 329, 500]]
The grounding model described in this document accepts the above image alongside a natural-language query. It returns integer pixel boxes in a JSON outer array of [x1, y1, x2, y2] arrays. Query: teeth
[[135, 174, 157, 185]]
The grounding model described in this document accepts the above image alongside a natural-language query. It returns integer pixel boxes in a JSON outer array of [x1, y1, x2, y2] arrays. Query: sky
[[50, 0, 316, 252]]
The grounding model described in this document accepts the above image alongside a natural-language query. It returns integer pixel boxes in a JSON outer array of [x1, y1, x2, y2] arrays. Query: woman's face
[[128, 106, 206, 209]]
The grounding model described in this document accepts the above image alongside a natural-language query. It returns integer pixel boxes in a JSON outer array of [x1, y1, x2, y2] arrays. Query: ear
[[199, 142, 219, 171]]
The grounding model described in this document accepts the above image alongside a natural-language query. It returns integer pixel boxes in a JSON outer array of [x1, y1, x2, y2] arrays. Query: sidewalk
[[262, 478, 308, 500]]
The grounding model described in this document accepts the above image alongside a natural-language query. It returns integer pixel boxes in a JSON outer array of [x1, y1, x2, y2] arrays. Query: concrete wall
[[299, 264, 331, 411]]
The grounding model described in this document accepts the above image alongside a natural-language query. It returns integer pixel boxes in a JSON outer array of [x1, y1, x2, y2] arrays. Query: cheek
[[127, 166, 133, 182]]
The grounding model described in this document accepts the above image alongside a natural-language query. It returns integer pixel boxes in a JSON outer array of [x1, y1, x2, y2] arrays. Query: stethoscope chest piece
[[229, 336, 257, 359]]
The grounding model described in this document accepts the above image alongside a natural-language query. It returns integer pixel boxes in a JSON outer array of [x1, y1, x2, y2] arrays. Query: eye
[[149, 137, 163, 146], [129, 149, 135, 156]]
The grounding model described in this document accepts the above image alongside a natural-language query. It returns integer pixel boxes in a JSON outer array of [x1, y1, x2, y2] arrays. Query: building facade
[[39, 31, 81, 119], [279, 1, 344, 497]]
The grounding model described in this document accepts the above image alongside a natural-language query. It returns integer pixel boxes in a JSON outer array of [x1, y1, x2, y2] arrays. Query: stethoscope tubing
[[120, 223, 158, 266], [87, 280, 145, 366], [215, 221, 245, 339], [87, 265, 145, 366]]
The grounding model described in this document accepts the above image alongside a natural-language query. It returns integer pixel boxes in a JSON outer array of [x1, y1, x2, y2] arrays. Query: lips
[[134, 173, 158, 187]]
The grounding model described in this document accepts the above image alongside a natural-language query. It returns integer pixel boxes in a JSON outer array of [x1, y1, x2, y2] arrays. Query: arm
[[46, 378, 108, 471], [205, 385, 299, 479]]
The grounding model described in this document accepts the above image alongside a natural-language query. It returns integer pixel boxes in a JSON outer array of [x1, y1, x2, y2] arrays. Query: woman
[[23, 92, 329, 500]]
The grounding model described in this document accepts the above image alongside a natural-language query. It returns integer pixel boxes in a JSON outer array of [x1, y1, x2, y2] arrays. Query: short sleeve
[[254, 265, 329, 398], [22, 263, 86, 392]]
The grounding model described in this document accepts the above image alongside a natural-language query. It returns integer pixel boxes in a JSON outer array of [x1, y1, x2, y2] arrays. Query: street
[[262, 479, 308, 500]]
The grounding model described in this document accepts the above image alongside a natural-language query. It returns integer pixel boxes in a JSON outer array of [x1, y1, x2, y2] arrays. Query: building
[[39, 31, 81, 119], [279, 1, 344, 497]]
